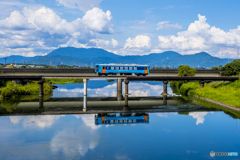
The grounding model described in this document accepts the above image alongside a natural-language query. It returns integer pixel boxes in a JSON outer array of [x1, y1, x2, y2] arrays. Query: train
[[95, 64, 150, 76]]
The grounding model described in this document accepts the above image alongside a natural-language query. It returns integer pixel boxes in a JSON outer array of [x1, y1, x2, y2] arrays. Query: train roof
[[96, 64, 149, 66]]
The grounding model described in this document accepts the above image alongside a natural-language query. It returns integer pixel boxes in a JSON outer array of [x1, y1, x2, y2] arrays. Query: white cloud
[[0, 10, 33, 30], [82, 7, 115, 34], [157, 21, 182, 30], [90, 38, 118, 48], [124, 35, 151, 49], [50, 114, 100, 157], [74, 114, 100, 129], [9, 115, 63, 128], [0, 6, 115, 57], [111, 38, 118, 47], [189, 112, 213, 125], [56, 0, 102, 13], [156, 14, 240, 57], [59, 38, 88, 48]]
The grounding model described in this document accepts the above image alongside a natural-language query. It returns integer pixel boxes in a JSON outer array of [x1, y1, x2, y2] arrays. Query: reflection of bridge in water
[[0, 97, 218, 116]]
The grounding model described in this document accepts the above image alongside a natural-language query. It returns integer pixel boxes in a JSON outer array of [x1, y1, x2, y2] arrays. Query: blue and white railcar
[[95, 64, 150, 76]]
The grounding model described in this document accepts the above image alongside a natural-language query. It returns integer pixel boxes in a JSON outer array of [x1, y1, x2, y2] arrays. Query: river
[[0, 79, 239, 159]]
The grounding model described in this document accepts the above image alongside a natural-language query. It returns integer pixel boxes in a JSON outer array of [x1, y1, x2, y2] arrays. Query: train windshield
[[95, 65, 99, 72]]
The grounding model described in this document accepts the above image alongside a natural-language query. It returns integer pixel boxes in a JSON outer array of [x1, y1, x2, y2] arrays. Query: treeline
[[212, 59, 240, 76]]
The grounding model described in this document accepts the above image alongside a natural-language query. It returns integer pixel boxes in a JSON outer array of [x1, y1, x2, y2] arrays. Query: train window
[[144, 67, 147, 70], [129, 67, 132, 70], [111, 67, 114, 70], [120, 67, 123, 70], [134, 67, 137, 70], [103, 66, 105, 69], [115, 67, 119, 70], [125, 67, 128, 70]]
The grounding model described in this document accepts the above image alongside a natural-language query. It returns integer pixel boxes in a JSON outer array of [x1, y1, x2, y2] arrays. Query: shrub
[[178, 65, 196, 76], [0, 81, 52, 97]]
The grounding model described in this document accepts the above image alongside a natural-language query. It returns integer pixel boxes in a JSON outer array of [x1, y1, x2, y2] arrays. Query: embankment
[[170, 80, 240, 111]]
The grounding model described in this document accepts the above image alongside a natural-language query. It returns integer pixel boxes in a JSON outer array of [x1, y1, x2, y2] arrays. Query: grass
[[171, 80, 240, 108], [45, 78, 83, 84], [0, 81, 52, 98]]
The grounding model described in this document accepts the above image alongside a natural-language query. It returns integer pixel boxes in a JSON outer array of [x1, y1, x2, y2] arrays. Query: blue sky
[[0, 0, 240, 58]]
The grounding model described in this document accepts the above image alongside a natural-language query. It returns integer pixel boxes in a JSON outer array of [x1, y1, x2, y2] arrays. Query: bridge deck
[[0, 75, 238, 81], [126, 76, 239, 81], [0, 68, 221, 77]]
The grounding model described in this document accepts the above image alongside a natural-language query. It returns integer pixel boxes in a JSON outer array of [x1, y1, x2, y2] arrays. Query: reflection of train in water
[[95, 113, 149, 125], [95, 64, 150, 76]]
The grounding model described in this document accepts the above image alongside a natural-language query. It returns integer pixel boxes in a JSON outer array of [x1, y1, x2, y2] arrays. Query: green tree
[[211, 66, 219, 70], [178, 65, 196, 76], [222, 59, 240, 76]]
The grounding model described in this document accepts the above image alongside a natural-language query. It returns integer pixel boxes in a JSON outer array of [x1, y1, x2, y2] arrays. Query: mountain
[[85, 51, 181, 65], [27, 56, 88, 66], [161, 52, 230, 68], [0, 55, 36, 64], [48, 47, 120, 59], [1, 47, 234, 68]]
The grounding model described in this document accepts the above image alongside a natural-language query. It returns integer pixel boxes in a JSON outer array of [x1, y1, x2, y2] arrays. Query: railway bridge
[[0, 68, 221, 77], [0, 74, 238, 112]]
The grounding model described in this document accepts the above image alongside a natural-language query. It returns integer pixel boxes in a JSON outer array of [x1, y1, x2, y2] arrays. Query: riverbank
[[0, 78, 84, 98], [0, 81, 52, 98], [45, 78, 83, 84], [170, 80, 240, 109]]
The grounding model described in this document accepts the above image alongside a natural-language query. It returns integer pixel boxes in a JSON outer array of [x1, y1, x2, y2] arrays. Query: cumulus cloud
[[157, 21, 182, 30], [50, 114, 100, 157], [82, 7, 115, 34], [124, 35, 151, 49], [74, 114, 100, 129], [156, 14, 240, 57], [189, 112, 213, 125], [9, 115, 63, 128], [90, 38, 118, 48], [56, 0, 102, 13], [0, 6, 115, 57]]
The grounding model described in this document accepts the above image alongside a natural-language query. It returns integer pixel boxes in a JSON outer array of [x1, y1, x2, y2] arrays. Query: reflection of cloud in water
[[50, 114, 99, 157], [53, 82, 173, 97], [74, 114, 100, 130], [189, 112, 213, 125], [9, 115, 63, 128], [156, 113, 177, 117], [115, 154, 132, 160]]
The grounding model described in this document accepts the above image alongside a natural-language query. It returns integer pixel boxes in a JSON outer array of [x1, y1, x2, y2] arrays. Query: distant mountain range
[[0, 47, 233, 68]]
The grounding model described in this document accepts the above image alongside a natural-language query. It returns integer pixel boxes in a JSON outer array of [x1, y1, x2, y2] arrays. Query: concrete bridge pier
[[39, 97, 43, 108], [124, 79, 129, 108], [83, 78, 88, 112], [117, 78, 123, 101], [38, 79, 45, 97], [161, 81, 168, 95], [163, 95, 167, 105], [200, 80, 205, 88]]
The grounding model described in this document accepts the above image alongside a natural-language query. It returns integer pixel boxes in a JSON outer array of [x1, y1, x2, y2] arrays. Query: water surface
[[0, 79, 239, 160]]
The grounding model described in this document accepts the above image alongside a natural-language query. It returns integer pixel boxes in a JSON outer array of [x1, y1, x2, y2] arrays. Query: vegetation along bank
[[171, 60, 240, 109], [171, 80, 240, 109], [0, 81, 52, 98]]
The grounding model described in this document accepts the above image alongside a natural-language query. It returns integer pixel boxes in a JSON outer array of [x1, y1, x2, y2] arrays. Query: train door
[[102, 66, 106, 73], [144, 67, 148, 74]]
